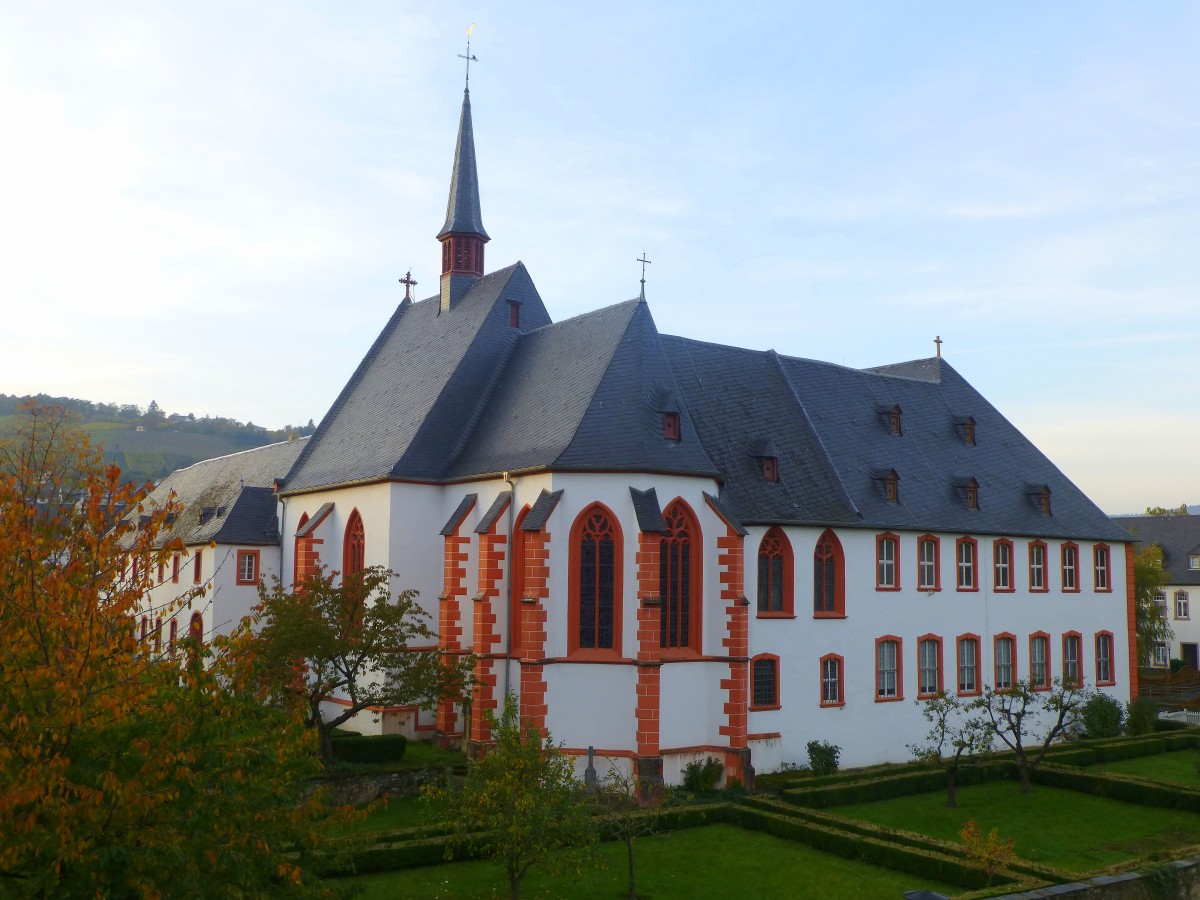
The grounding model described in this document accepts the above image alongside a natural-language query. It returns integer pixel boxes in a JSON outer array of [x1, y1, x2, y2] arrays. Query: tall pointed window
[[757, 527, 794, 616], [343, 510, 366, 580], [813, 529, 845, 617], [510, 507, 530, 656], [660, 501, 701, 652], [571, 504, 622, 655]]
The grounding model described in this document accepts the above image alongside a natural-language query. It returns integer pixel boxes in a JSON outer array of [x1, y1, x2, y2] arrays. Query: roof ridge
[[169, 435, 309, 474], [283, 300, 413, 489], [524, 297, 641, 335]]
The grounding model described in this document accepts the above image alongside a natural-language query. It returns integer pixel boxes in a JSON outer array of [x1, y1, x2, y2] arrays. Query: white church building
[[142, 81, 1135, 789]]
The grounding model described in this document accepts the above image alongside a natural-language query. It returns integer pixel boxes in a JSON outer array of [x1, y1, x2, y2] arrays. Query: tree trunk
[[509, 873, 523, 900], [318, 722, 334, 765], [1017, 762, 1032, 794], [627, 836, 637, 900], [945, 767, 958, 808]]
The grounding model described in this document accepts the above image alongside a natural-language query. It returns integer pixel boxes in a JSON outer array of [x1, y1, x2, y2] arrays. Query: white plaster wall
[[544, 662, 637, 752], [1165, 583, 1200, 663], [746, 525, 1132, 771], [660, 661, 727, 751]]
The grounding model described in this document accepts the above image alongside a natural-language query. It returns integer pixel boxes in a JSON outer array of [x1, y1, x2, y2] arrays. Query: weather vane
[[459, 24, 478, 87], [399, 270, 418, 301], [637, 252, 651, 299]]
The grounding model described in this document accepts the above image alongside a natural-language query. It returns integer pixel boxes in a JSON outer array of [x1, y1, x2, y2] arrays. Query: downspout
[[503, 471, 515, 700]]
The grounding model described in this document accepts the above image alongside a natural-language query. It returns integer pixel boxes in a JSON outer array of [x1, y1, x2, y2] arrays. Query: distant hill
[[0, 393, 316, 486]]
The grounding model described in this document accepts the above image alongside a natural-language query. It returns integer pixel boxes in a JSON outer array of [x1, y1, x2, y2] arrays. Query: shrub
[[1126, 698, 1159, 736], [1080, 693, 1125, 739], [330, 733, 408, 763], [681, 756, 724, 793], [806, 740, 841, 777]]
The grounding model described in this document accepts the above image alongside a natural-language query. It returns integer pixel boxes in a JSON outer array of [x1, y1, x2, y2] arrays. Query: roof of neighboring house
[[1110, 515, 1200, 584], [140, 438, 307, 547]]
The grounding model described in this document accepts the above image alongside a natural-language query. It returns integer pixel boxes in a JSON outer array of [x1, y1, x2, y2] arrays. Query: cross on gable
[[399, 270, 418, 301]]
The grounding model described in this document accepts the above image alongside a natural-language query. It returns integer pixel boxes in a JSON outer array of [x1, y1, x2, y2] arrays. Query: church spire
[[438, 83, 489, 313]]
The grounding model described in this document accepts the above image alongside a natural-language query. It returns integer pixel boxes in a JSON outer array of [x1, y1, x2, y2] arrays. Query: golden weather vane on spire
[[459, 23, 478, 87]]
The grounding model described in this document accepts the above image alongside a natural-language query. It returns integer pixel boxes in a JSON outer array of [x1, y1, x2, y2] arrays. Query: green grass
[[344, 823, 961, 899], [330, 794, 444, 837], [835, 780, 1200, 875], [1093, 749, 1200, 785]]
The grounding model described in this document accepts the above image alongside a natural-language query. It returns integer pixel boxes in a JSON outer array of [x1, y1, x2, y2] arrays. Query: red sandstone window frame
[[171, 553, 180, 583], [343, 509, 366, 582], [294, 512, 310, 587], [193, 549, 202, 585], [1095, 631, 1115, 686], [749, 653, 781, 710], [1028, 540, 1048, 592], [236, 549, 260, 586], [955, 536, 978, 592], [1061, 542, 1079, 593], [1029, 631, 1051, 690], [994, 633, 1016, 691], [663, 412, 681, 442], [819, 653, 844, 708], [956, 633, 981, 696], [917, 534, 941, 592], [659, 499, 701, 656], [1062, 631, 1083, 686], [1093, 544, 1111, 593], [757, 526, 794, 618], [813, 529, 846, 618], [875, 635, 903, 702], [993, 539, 1014, 593], [917, 634, 944, 699], [569, 502, 624, 658], [189, 611, 204, 645], [169, 618, 178, 653], [876, 532, 900, 591]]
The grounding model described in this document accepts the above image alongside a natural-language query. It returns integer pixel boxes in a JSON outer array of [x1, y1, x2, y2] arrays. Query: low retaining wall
[[308, 767, 448, 807], [993, 857, 1200, 899]]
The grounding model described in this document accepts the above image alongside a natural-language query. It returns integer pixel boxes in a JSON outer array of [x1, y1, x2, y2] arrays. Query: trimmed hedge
[[1037, 765, 1200, 812], [730, 806, 1006, 891], [330, 733, 408, 763], [780, 761, 1012, 809]]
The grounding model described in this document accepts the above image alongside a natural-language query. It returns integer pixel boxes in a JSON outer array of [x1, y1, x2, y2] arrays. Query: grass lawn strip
[[835, 781, 1200, 876], [1093, 749, 1200, 786], [346, 823, 963, 899]]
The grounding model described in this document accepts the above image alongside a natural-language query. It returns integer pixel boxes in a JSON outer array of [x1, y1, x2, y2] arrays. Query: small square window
[[1190, 555, 1200, 571], [663, 412, 681, 441], [236, 550, 260, 585]]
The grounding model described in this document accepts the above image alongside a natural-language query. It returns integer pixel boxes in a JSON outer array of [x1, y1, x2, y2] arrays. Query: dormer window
[[1190, 555, 1200, 571], [663, 411, 681, 441], [1038, 488, 1051, 516], [885, 471, 899, 503], [965, 478, 979, 510], [508, 299, 522, 329], [964, 417, 976, 445], [889, 406, 902, 435], [762, 456, 779, 482]]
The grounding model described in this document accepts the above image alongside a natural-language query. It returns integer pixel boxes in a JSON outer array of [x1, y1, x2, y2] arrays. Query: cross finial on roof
[[637, 252, 652, 301], [399, 270, 418, 301], [458, 23, 478, 88], [934, 335, 943, 359]]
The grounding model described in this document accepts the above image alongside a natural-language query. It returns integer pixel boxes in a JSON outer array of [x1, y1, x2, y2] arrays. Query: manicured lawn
[[835, 780, 1200, 875], [344, 823, 961, 899], [1093, 750, 1200, 785]]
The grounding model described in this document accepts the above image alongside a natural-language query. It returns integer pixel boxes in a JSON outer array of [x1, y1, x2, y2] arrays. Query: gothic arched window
[[660, 500, 702, 652], [813, 529, 845, 617], [757, 527, 794, 616], [570, 504, 622, 656]]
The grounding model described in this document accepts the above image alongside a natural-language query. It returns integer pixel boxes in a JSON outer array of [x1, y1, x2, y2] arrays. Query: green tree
[[1143, 503, 1189, 516], [251, 566, 470, 763], [424, 693, 595, 899], [972, 678, 1089, 793], [595, 764, 670, 900], [1134, 544, 1173, 665], [0, 404, 342, 897], [908, 692, 993, 808]]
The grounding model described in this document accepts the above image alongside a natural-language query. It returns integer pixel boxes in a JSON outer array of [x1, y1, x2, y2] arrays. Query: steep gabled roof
[[282, 262, 550, 493], [1111, 515, 1200, 584], [447, 299, 718, 478], [140, 438, 307, 547]]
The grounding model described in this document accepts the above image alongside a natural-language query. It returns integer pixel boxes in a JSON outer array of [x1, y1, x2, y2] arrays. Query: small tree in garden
[[1079, 692, 1125, 738], [908, 692, 993, 808], [806, 740, 841, 776], [424, 693, 594, 900], [595, 765, 669, 900], [960, 818, 1014, 886], [972, 678, 1090, 793], [250, 566, 472, 763]]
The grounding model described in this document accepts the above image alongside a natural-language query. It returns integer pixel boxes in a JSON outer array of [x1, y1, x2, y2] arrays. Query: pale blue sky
[[2, 2, 1197, 513]]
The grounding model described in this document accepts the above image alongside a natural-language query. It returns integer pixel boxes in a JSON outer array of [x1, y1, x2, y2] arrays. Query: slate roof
[[282, 262, 551, 493], [1110, 516, 1200, 584], [663, 338, 1129, 541], [141, 438, 307, 547]]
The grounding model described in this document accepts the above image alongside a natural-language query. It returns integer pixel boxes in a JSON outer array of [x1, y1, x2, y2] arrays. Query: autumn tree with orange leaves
[[0, 405, 347, 898]]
